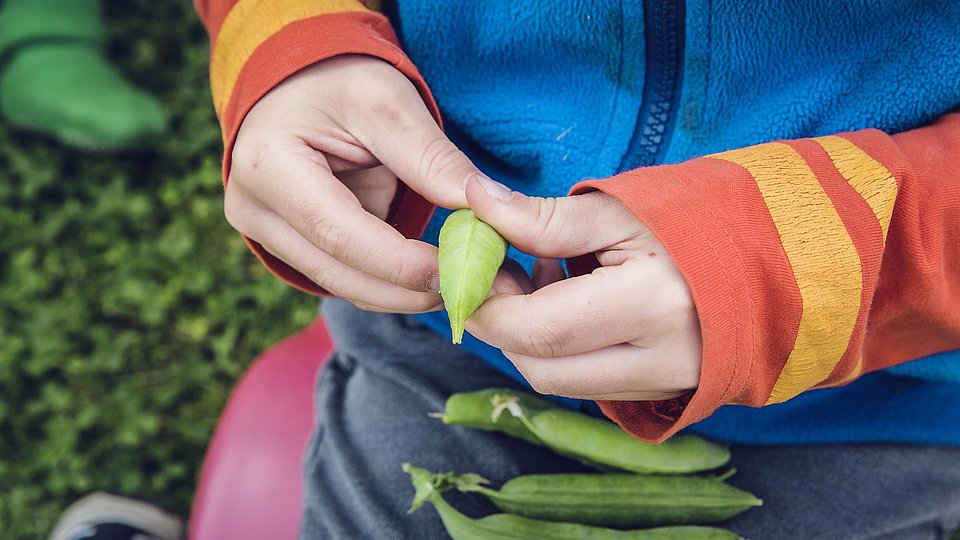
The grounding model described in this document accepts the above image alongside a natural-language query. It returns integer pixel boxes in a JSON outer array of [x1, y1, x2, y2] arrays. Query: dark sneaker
[[49, 493, 183, 540]]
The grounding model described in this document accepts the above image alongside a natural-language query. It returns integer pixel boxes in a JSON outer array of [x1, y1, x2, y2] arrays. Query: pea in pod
[[455, 471, 762, 528], [438, 209, 508, 344], [403, 464, 742, 540], [437, 389, 731, 474]]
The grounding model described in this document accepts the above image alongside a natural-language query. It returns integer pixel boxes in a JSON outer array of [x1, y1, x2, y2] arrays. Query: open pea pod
[[404, 464, 742, 540], [435, 388, 558, 446], [438, 389, 730, 474], [438, 209, 508, 344]]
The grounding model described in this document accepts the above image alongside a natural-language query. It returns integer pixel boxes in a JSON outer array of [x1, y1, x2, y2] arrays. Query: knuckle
[[530, 197, 560, 245], [416, 137, 464, 183], [230, 138, 272, 181], [380, 249, 432, 291], [517, 322, 567, 358], [308, 214, 347, 259], [222, 187, 261, 240], [525, 370, 560, 396], [222, 189, 245, 233], [350, 300, 377, 312], [308, 264, 344, 291], [382, 251, 412, 287]]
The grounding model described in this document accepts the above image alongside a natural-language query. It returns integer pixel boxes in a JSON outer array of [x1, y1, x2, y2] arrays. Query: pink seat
[[189, 318, 333, 540]]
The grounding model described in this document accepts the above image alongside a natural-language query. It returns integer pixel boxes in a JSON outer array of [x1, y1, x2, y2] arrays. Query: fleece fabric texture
[[194, 0, 960, 445], [391, 0, 960, 444]]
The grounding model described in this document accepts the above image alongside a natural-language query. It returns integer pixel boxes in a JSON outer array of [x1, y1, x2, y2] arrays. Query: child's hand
[[464, 175, 702, 402], [226, 56, 480, 313]]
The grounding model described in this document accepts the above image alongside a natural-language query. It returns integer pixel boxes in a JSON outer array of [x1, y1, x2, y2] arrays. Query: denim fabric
[[299, 299, 960, 539]]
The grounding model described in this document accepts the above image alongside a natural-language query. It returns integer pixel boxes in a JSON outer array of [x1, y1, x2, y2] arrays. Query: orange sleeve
[[570, 113, 960, 442], [194, 0, 438, 295]]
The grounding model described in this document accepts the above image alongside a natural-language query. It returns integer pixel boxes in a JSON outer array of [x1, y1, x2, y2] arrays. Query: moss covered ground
[[0, 2, 317, 536]]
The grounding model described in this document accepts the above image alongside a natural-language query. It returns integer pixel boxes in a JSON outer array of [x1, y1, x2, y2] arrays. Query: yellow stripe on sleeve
[[710, 143, 863, 404], [210, 0, 368, 115], [815, 355, 863, 389], [814, 135, 899, 242]]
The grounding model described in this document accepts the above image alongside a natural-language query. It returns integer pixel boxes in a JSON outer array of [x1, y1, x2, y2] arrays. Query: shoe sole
[[48, 492, 184, 540]]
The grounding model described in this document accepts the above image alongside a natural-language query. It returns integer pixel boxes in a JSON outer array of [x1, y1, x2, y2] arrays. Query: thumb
[[466, 174, 638, 258], [355, 93, 476, 210]]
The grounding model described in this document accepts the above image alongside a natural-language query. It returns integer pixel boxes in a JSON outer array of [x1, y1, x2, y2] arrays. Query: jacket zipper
[[619, 0, 685, 171]]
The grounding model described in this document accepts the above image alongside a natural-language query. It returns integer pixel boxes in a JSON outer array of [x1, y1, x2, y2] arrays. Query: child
[[195, 1, 960, 537]]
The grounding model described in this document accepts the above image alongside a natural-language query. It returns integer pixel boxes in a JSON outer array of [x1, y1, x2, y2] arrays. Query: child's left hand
[[464, 174, 702, 402]]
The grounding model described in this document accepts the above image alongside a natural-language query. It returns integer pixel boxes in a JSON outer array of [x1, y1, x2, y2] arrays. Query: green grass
[[0, 2, 317, 536]]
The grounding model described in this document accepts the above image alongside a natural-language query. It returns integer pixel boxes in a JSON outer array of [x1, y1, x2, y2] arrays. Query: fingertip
[[463, 173, 484, 202], [465, 173, 526, 248], [473, 173, 513, 201], [464, 173, 497, 216]]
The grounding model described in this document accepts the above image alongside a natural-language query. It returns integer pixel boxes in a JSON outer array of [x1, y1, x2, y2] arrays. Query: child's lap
[[300, 299, 960, 539]]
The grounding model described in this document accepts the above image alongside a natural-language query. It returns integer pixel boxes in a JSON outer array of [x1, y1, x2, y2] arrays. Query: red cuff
[[570, 158, 768, 441], [218, 12, 438, 295], [570, 116, 960, 441]]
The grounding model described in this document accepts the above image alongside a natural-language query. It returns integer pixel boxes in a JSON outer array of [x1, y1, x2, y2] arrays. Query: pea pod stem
[[435, 388, 556, 447]]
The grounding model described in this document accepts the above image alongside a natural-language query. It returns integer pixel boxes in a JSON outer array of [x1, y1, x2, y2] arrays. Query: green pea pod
[[517, 406, 731, 474], [403, 464, 742, 540], [435, 388, 559, 446], [441, 390, 730, 474], [438, 209, 508, 344], [457, 472, 762, 528], [435, 389, 623, 471]]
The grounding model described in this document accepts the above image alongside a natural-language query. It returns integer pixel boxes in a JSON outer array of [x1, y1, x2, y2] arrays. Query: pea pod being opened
[[438, 209, 508, 344]]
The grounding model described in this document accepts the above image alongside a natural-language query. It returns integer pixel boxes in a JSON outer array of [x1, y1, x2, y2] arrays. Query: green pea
[[403, 464, 741, 540], [457, 472, 762, 528], [438, 209, 508, 344]]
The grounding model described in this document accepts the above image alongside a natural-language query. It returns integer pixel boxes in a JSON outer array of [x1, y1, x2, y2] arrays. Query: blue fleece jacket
[[386, 0, 960, 445]]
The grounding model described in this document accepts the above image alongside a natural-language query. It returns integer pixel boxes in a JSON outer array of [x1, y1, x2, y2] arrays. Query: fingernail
[[426, 273, 441, 293], [474, 173, 512, 202]]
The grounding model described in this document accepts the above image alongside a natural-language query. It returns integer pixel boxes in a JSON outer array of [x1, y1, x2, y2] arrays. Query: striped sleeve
[[570, 113, 960, 442], [194, 0, 439, 295]]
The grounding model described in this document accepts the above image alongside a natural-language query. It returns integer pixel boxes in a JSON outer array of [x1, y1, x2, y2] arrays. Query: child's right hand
[[226, 56, 480, 313]]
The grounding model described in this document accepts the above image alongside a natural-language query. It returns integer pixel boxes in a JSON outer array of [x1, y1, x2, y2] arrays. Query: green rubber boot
[[0, 0, 167, 149]]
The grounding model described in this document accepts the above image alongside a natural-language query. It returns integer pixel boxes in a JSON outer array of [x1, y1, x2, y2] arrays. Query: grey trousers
[[300, 299, 960, 539]]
